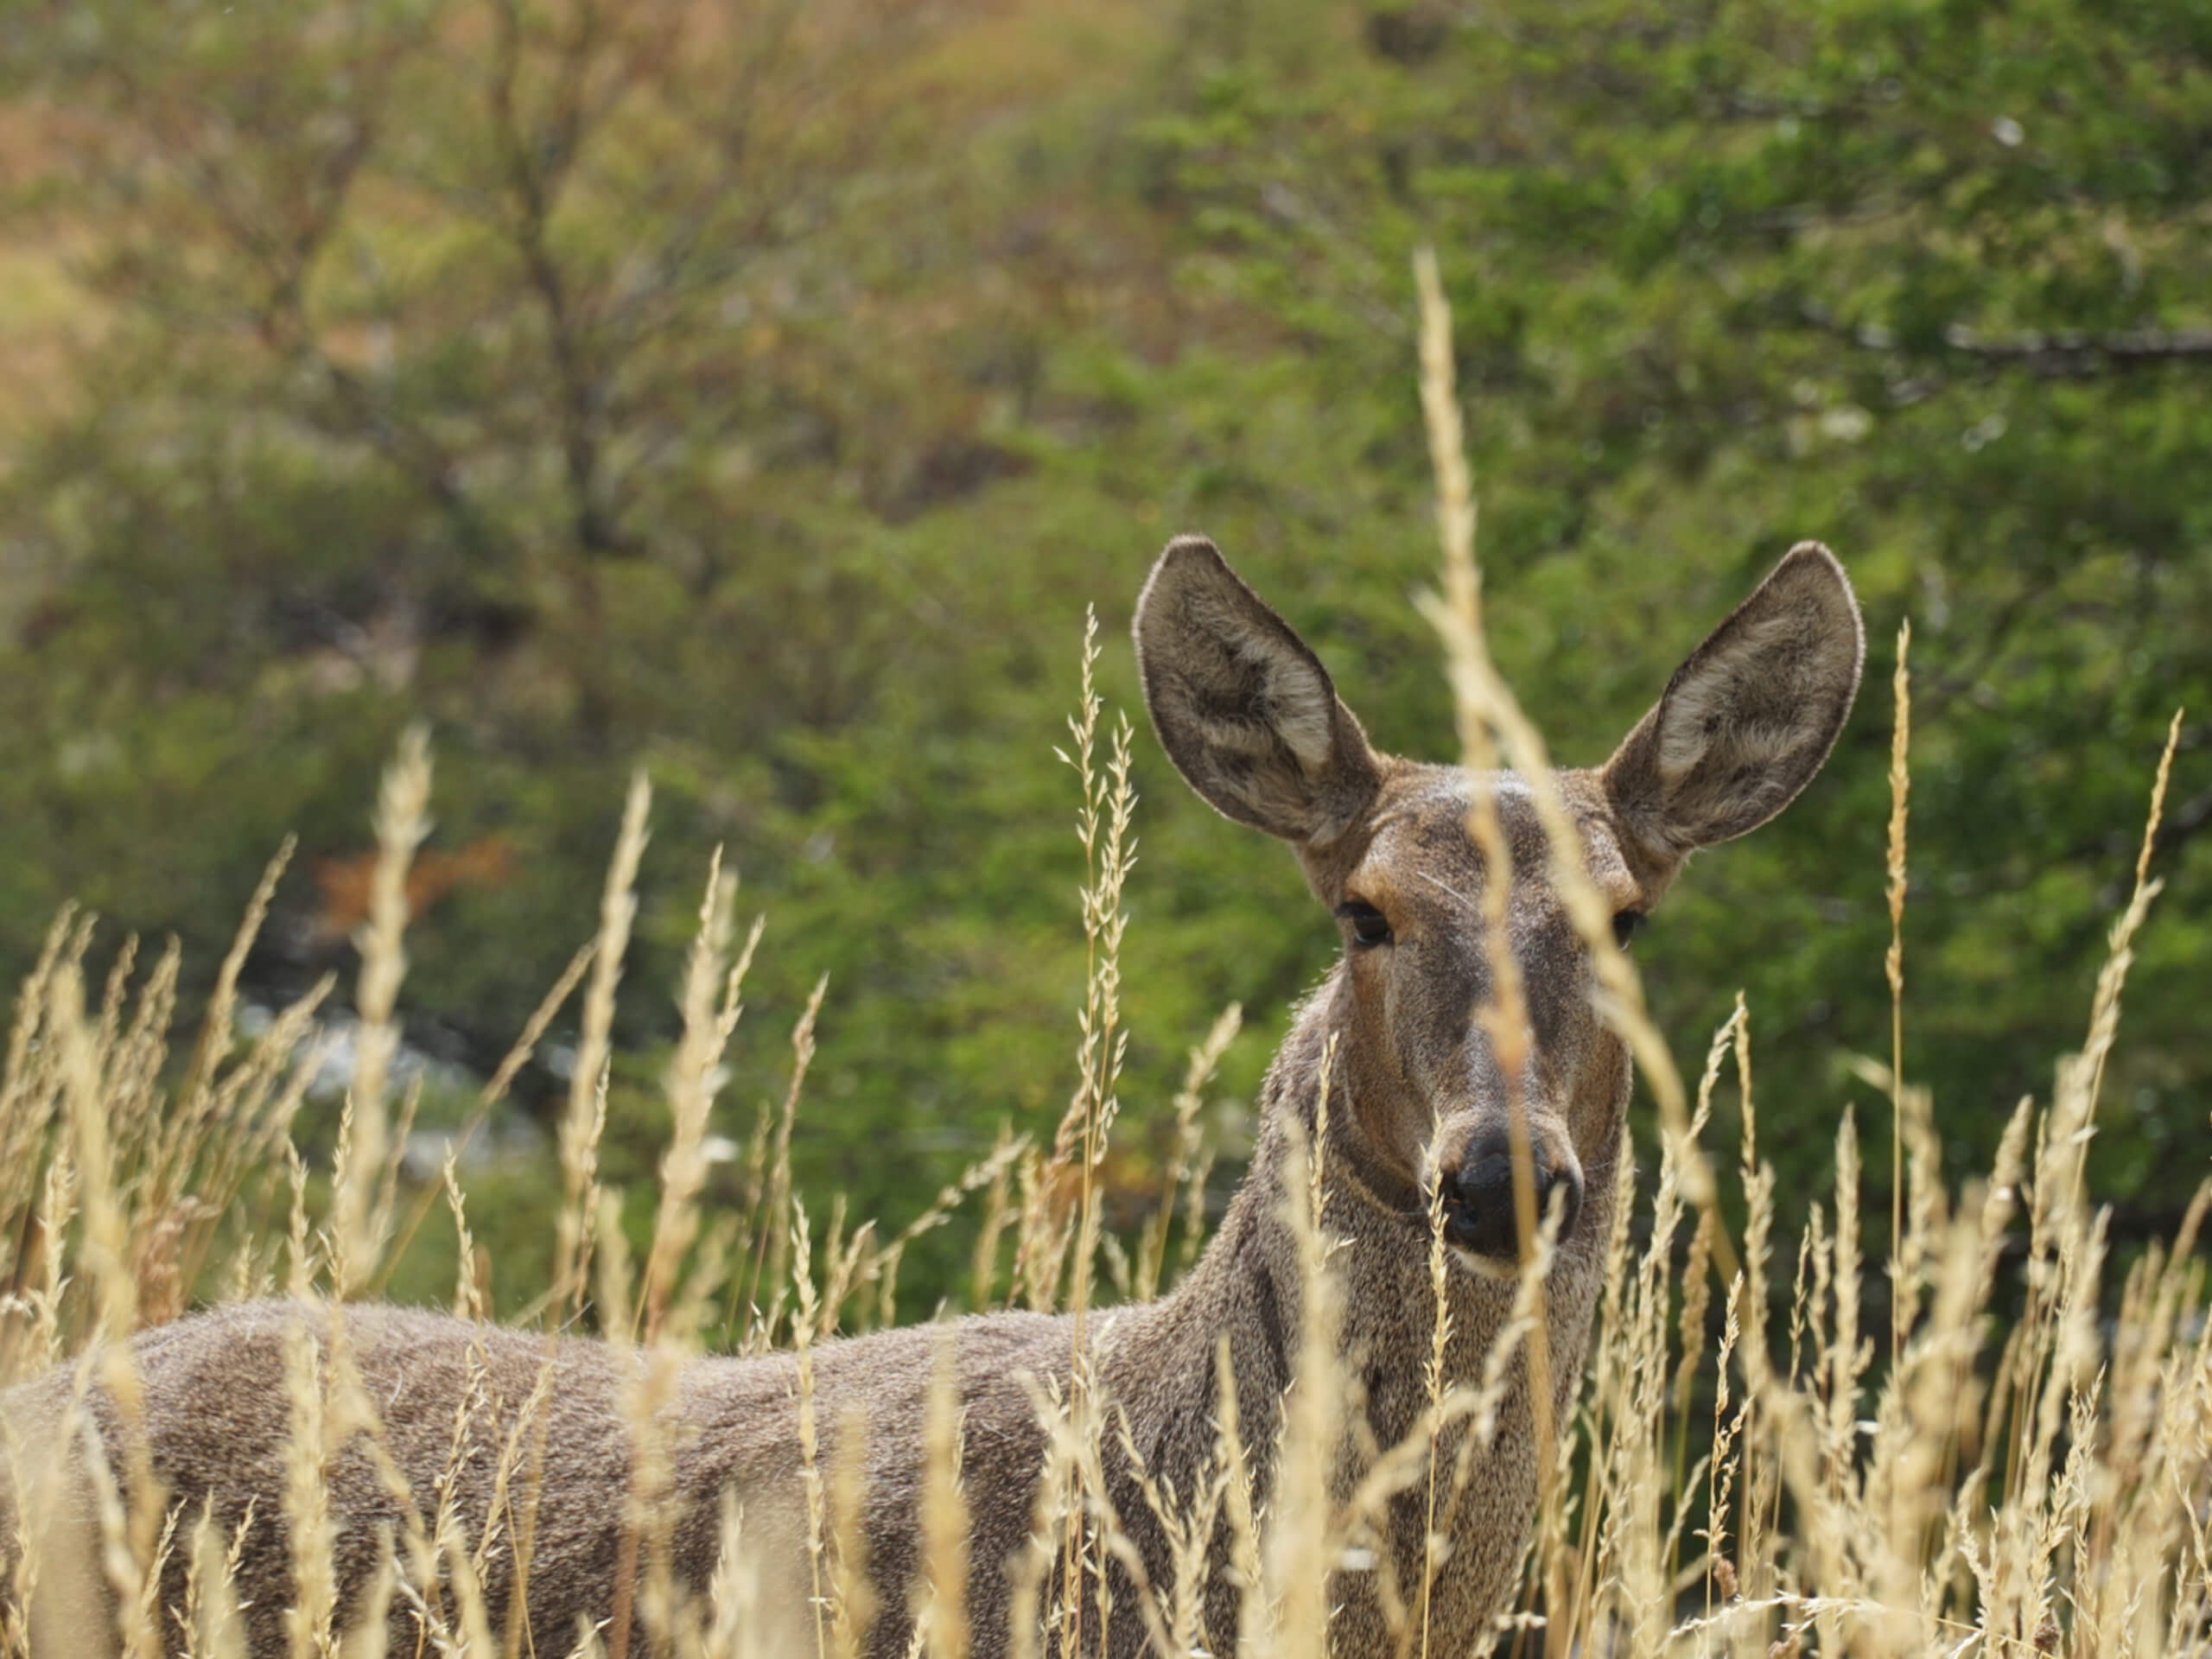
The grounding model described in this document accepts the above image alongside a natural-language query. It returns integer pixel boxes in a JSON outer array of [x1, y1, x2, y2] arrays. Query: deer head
[[1135, 537, 1862, 1271]]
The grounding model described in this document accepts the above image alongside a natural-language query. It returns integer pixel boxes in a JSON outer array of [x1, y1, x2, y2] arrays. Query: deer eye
[[1336, 900, 1394, 948], [1612, 910, 1647, 949]]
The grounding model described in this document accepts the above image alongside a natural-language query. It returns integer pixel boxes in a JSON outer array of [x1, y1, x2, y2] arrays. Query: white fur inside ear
[[1198, 592, 1336, 772], [1656, 610, 1815, 782], [1605, 542, 1862, 857]]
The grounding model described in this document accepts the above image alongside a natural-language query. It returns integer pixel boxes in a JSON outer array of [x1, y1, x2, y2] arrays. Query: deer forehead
[[1347, 765, 1638, 925]]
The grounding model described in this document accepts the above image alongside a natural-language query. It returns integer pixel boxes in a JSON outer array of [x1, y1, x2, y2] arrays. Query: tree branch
[[1936, 322, 2212, 372], [1803, 303, 2212, 377], [488, 0, 628, 559]]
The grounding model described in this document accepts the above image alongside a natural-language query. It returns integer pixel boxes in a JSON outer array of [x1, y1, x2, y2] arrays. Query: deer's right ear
[[1603, 543, 1864, 868], [1135, 536, 1382, 847]]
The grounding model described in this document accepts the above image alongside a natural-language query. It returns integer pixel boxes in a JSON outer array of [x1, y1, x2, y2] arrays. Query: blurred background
[[0, 0, 2203, 1313]]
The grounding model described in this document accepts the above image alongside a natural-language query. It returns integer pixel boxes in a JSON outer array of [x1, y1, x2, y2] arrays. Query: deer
[[0, 534, 1862, 1657]]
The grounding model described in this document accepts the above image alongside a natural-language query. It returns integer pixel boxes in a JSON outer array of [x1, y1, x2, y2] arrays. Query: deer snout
[[1439, 1128, 1583, 1262]]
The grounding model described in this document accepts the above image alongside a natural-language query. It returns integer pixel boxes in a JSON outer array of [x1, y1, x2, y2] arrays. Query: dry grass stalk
[[1134, 1004, 1240, 1305], [1408, 244, 1545, 1278], [376, 938, 598, 1298], [824, 1404, 875, 1659], [1031, 609, 1139, 1320], [739, 975, 827, 1352], [875, 1133, 1031, 1330], [1885, 621, 1912, 1366], [162, 838, 296, 1219], [790, 1201, 832, 1659], [1263, 1120, 1343, 1659], [332, 726, 432, 1300], [1409, 252, 1737, 1293], [643, 849, 760, 1343], [958, 1133, 1012, 1315], [1414, 1173, 1452, 1659], [0, 912, 78, 1275], [918, 1341, 971, 1659], [557, 769, 652, 1318]]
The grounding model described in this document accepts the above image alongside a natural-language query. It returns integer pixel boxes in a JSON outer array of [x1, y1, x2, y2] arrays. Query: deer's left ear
[[1604, 543, 1864, 865]]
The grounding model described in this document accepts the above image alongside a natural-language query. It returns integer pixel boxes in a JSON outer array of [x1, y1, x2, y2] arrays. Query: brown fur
[[0, 536, 1861, 1656]]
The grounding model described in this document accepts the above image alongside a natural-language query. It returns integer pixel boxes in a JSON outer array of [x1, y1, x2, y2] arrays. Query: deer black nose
[[1441, 1130, 1582, 1261]]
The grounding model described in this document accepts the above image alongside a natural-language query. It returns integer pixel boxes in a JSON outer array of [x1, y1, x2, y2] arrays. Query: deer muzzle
[[1438, 1125, 1584, 1262]]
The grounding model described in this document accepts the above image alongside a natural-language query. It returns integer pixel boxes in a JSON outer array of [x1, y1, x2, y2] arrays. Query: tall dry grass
[[0, 278, 2204, 1659]]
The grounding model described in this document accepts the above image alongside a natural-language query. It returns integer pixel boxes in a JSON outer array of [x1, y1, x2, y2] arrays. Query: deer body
[[2, 537, 1861, 1657]]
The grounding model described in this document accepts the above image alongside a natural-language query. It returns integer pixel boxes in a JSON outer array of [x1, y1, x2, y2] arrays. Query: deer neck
[[1098, 969, 1624, 1476]]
